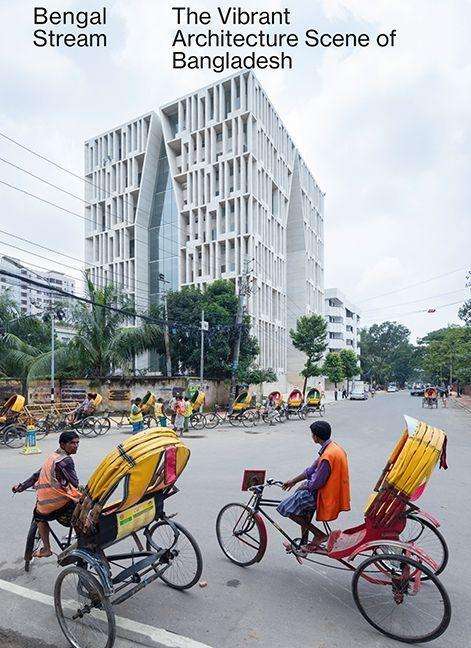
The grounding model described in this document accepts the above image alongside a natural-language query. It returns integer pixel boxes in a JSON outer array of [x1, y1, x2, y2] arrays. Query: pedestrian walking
[[173, 396, 185, 436], [155, 397, 167, 426], [183, 397, 193, 434], [129, 397, 144, 433]]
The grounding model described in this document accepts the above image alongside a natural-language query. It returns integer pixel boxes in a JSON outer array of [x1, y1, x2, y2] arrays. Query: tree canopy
[[164, 280, 260, 381], [418, 325, 471, 384], [323, 352, 345, 386], [289, 314, 327, 394], [360, 321, 417, 385]]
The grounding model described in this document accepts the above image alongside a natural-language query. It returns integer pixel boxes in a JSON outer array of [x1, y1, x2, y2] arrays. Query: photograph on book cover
[[0, 1, 469, 647]]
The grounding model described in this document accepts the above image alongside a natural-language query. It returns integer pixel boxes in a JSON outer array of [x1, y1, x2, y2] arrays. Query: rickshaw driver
[[278, 420, 351, 553], [11, 431, 81, 558]]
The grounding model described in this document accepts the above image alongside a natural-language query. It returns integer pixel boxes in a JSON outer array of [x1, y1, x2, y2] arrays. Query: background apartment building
[[0, 255, 76, 317], [84, 71, 325, 388], [325, 288, 361, 356]]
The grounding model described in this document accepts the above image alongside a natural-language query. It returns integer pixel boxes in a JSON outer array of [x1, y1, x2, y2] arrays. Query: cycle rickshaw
[[216, 416, 450, 643], [24, 427, 202, 648], [286, 388, 305, 419], [304, 387, 325, 416], [422, 387, 438, 409], [42, 393, 112, 437], [232, 389, 253, 412], [0, 394, 27, 447]]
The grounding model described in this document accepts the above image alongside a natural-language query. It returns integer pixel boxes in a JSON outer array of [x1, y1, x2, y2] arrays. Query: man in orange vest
[[12, 430, 81, 558], [277, 420, 350, 552]]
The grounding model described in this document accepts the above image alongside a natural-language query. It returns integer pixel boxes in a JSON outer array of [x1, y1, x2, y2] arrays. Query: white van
[[350, 381, 367, 400], [387, 382, 397, 392]]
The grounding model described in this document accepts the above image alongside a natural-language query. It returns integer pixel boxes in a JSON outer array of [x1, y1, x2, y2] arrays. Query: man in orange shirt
[[12, 431, 81, 558], [278, 421, 350, 551]]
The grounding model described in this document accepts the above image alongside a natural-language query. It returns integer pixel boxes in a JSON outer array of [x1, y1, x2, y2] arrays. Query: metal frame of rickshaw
[[56, 486, 184, 601], [237, 479, 439, 573]]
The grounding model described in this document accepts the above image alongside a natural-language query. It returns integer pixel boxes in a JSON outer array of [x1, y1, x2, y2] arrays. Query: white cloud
[[0, 0, 469, 341]]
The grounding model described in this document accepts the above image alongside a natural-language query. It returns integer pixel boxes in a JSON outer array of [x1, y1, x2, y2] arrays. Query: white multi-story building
[[325, 288, 361, 355], [84, 71, 325, 387], [0, 256, 76, 316]]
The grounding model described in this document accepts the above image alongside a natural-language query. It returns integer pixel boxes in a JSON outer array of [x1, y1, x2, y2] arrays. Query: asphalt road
[[0, 392, 469, 648]]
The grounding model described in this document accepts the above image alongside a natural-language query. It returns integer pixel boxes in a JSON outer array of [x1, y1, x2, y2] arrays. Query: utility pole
[[229, 259, 252, 409], [158, 273, 172, 378], [50, 312, 55, 406], [163, 291, 172, 378], [200, 310, 206, 388]]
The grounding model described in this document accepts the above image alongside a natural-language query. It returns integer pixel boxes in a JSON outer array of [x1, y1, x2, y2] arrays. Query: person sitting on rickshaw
[[66, 393, 96, 425], [11, 430, 81, 558], [277, 420, 350, 554]]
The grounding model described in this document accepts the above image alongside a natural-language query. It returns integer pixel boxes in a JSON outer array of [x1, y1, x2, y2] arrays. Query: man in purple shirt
[[277, 421, 332, 548]]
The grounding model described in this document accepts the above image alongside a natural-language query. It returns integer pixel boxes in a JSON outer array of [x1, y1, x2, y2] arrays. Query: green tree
[[238, 366, 277, 399], [0, 293, 53, 395], [360, 321, 412, 385], [289, 314, 327, 395], [323, 352, 345, 389], [458, 300, 471, 326], [339, 348, 359, 394], [419, 326, 471, 385], [58, 278, 164, 378], [164, 280, 259, 380]]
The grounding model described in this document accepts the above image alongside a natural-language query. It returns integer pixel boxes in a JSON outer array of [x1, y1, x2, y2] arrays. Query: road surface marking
[[0, 578, 212, 648]]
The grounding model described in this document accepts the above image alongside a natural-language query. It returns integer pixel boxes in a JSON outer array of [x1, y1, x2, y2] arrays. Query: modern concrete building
[[325, 288, 361, 355], [84, 71, 325, 387], [0, 256, 76, 316]]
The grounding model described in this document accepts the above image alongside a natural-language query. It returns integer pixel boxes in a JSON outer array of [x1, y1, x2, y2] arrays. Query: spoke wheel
[[4, 424, 26, 448], [24, 520, 40, 572], [190, 413, 205, 430], [216, 503, 266, 566], [54, 565, 116, 648], [80, 418, 97, 437], [242, 411, 256, 428], [352, 553, 451, 643], [203, 413, 220, 429], [401, 514, 448, 577], [146, 521, 203, 590], [95, 418, 111, 435]]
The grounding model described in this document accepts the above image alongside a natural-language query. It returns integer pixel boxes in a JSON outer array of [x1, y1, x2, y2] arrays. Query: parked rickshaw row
[[0, 386, 326, 445]]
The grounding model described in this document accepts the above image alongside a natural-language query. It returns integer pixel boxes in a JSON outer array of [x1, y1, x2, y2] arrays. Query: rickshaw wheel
[[95, 417, 111, 435], [190, 412, 205, 430], [3, 424, 26, 448], [216, 503, 267, 566], [24, 519, 40, 572], [79, 417, 97, 437], [145, 520, 203, 590], [401, 514, 449, 578], [55, 565, 116, 648], [352, 553, 451, 643]]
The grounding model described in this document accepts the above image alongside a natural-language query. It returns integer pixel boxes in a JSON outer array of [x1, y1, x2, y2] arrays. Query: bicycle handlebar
[[248, 478, 283, 492]]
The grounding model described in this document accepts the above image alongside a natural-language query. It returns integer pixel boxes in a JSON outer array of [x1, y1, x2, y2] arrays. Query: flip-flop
[[32, 549, 53, 559]]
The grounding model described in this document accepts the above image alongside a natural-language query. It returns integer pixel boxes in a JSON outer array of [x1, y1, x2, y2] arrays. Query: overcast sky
[[0, 0, 469, 342]]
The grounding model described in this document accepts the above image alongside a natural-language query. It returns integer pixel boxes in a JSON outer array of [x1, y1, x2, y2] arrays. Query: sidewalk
[[451, 394, 471, 414]]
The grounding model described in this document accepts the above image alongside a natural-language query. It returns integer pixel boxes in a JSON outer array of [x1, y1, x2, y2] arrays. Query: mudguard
[[57, 547, 114, 596]]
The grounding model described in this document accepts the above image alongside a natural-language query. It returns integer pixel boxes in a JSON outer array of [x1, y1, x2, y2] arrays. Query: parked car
[[410, 383, 425, 396], [387, 382, 397, 392], [350, 381, 368, 400]]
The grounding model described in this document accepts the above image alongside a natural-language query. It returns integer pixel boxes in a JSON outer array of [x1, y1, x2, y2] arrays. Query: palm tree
[[65, 278, 164, 378], [0, 292, 52, 395], [0, 280, 165, 392]]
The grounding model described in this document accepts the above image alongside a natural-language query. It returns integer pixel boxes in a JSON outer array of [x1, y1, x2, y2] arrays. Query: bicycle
[[203, 405, 256, 429], [216, 473, 451, 644]]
